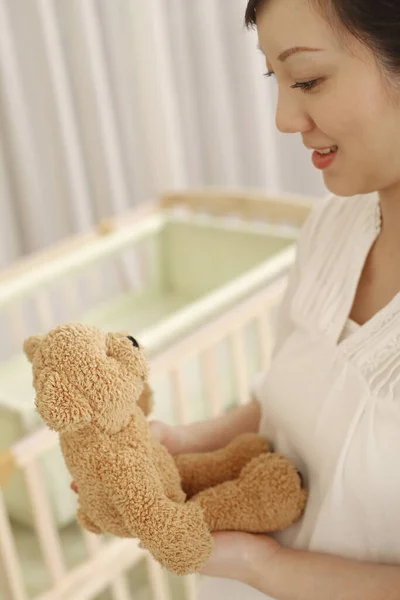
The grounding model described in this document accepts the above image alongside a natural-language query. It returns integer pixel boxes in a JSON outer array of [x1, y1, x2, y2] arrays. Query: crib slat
[[0, 491, 28, 600], [170, 368, 189, 425], [201, 348, 221, 417], [231, 329, 249, 406], [111, 574, 131, 600], [35, 538, 142, 600], [181, 574, 199, 600], [150, 276, 289, 377], [257, 311, 273, 369], [145, 555, 171, 600], [12, 428, 57, 468], [23, 461, 66, 584], [82, 529, 102, 558]]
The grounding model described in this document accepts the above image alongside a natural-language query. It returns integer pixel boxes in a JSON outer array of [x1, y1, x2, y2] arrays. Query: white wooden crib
[[0, 188, 313, 600]]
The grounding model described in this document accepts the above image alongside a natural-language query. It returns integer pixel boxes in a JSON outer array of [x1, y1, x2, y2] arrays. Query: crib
[[0, 188, 314, 600]]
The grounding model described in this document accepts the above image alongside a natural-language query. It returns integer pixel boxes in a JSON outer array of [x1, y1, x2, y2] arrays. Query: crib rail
[[0, 188, 310, 364], [0, 189, 312, 290]]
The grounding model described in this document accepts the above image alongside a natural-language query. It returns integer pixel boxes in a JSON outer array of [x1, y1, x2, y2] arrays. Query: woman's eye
[[290, 79, 320, 92], [263, 72, 321, 93]]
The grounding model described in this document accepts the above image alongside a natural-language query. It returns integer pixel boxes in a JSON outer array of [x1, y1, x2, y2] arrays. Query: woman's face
[[256, 0, 400, 197]]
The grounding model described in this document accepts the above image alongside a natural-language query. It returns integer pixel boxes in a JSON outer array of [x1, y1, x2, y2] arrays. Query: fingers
[[148, 420, 166, 442], [149, 420, 182, 454]]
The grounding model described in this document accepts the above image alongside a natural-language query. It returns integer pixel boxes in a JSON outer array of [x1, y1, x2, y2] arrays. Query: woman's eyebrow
[[257, 43, 322, 62], [278, 47, 322, 61]]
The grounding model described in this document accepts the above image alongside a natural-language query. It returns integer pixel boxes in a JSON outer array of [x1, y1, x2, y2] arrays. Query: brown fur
[[25, 323, 307, 576]]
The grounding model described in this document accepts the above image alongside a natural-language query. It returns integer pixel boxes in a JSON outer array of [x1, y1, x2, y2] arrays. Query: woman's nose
[[275, 94, 312, 134]]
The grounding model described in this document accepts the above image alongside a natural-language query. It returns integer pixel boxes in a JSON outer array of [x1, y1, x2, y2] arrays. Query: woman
[[150, 0, 400, 597]]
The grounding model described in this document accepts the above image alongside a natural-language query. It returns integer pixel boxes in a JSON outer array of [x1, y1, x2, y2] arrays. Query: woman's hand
[[199, 531, 282, 587], [149, 398, 261, 455], [201, 536, 400, 600], [148, 420, 190, 454]]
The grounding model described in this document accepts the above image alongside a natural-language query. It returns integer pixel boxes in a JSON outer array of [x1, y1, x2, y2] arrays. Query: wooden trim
[[0, 450, 16, 488], [160, 187, 316, 227], [0, 199, 161, 285]]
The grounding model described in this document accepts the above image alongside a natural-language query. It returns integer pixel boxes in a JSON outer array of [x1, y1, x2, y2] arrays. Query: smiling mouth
[[311, 146, 338, 170], [306, 145, 339, 155], [311, 145, 338, 154]]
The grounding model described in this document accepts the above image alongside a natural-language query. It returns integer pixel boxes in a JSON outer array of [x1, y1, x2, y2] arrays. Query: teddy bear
[[24, 323, 307, 576]]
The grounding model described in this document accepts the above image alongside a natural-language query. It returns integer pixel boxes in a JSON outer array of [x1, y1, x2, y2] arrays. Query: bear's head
[[24, 323, 149, 435]]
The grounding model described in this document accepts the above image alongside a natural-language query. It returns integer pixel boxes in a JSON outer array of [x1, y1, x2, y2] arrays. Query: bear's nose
[[127, 336, 139, 348]]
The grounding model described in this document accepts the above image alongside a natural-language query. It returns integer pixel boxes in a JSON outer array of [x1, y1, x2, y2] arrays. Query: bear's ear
[[23, 335, 44, 363], [35, 371, 93, 433]]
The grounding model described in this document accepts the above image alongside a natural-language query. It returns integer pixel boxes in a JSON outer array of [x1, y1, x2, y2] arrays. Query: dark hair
[[245, 0, 400, 75]]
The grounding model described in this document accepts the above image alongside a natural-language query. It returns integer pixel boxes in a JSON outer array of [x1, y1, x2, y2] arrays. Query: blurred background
[[0, 0, 326, 268], [0, 1, 327, 599]]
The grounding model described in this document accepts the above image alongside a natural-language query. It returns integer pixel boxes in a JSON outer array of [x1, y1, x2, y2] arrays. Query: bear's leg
[[174, 432, 270, 498], [189, 453, 307, 533]]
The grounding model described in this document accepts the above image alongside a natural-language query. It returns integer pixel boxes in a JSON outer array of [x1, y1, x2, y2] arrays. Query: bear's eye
[[127, 335, 139, 348]]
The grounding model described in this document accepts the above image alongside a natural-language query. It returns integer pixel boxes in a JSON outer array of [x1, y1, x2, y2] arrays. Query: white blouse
[[198, 192, 400, 599]]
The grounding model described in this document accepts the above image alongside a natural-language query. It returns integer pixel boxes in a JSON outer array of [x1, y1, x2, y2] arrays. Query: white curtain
[[0, 0, 327, 269]]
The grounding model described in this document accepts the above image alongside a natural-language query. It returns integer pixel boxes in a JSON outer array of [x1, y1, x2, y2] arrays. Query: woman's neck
[[378, 187, 400, 250]]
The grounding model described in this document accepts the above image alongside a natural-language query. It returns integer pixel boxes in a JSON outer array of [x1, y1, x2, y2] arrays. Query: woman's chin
[[322, 173, 370, 198]]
